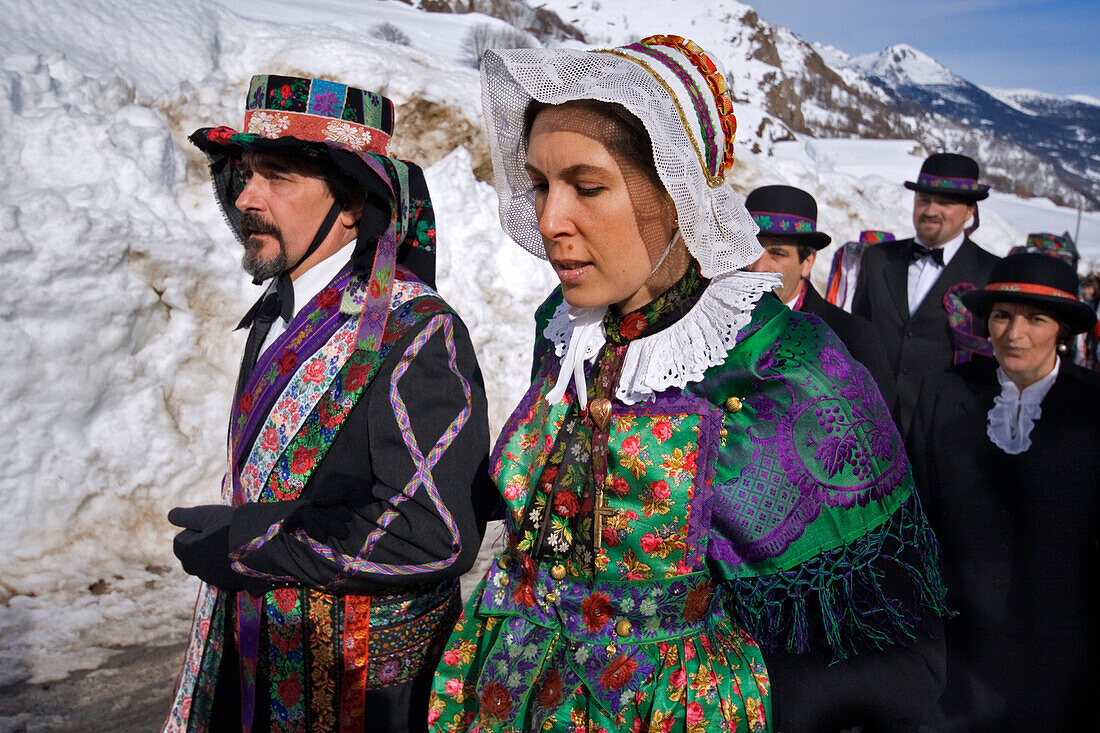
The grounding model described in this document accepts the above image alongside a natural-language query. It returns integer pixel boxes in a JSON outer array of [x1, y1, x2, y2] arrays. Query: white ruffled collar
[[986, 359, 1060, 454], [543, 271, 781, 406]]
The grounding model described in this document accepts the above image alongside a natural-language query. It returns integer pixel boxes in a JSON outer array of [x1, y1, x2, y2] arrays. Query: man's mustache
[[240, 213, 283, 242]]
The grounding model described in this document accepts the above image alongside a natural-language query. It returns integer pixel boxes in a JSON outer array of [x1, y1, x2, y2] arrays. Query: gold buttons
[[615, 619, 633, 637], [720, 426, 728, 438], [550, 564, 566, 580], [544, 592, 557, 603], [724, 396, 743, 413], [496, 555, 511, 570]]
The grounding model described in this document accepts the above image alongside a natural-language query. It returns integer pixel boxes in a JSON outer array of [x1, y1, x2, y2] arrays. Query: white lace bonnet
[[479, 35, 763, 278]]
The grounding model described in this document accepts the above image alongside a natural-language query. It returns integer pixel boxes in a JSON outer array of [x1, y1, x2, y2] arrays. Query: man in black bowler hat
[[746, 184, 896, 406], [852, 153, 999, 429]]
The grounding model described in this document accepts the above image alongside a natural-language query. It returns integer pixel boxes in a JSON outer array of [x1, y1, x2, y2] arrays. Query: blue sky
[[746, 0, 1100, 98]]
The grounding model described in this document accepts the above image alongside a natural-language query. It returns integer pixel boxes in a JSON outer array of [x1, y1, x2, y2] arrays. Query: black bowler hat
[[961, 252, 1096, 334], [745, 185, 831, 250], [904, 153, 989, 202]]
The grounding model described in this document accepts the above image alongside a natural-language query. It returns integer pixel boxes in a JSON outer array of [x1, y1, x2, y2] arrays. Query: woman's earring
[[1058, 343, 1068, 353]]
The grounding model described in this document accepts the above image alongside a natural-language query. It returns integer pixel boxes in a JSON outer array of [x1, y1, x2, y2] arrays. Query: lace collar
[[544, 270, 780, 405], [986, 358, 1060, 454]]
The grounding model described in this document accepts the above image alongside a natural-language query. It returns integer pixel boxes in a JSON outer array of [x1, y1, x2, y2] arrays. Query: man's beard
[[240, 212, 287, 280]]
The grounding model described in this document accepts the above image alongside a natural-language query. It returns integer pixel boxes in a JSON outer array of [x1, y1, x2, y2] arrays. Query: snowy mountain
[[845, 45, 1100, 207]]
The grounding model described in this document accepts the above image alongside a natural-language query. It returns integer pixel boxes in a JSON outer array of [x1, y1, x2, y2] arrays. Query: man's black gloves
[[168, 505, 270, 594]]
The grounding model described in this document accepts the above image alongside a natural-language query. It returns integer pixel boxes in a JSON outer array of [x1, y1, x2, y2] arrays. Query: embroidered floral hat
[[961, 252, 1096, 334], [189, 74, 437, 285], [903, 153, 989, 202], [745, 184, 831, 250], [481, 35, 762, 279], [859, 230, 895, 245], [1007, 232, 1079, 268]]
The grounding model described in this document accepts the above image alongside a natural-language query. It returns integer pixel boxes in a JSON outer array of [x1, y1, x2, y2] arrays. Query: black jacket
[[906, 358, 1100, 731], [799, 284, 897, 410], [852, 238, 999, 429]]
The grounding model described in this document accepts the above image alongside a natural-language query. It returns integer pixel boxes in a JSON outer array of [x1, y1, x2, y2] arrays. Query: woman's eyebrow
[[523, 162, 612, 178]]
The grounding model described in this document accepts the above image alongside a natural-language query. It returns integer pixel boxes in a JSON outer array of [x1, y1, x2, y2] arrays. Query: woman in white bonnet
[[430, 36, 949, 732]]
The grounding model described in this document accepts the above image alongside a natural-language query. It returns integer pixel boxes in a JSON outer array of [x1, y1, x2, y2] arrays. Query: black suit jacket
[[799, 284, 897, 409], [852, 237, 999, 429], [906, 359, 1100, 730]]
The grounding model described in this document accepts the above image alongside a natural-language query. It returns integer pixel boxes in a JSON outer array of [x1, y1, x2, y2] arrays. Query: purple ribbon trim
[[229, 268, 354, 477], [751, 211, 817, 234], [916, 173, 988, 192]]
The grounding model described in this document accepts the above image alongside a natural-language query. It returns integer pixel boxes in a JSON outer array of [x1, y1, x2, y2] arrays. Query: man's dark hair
[[796, 243, 815, 262], [523, 99, 662, 189], [239, 149, 365, 213]]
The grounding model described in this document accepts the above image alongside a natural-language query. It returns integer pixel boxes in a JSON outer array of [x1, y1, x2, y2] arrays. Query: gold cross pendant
[[593, 485, 616, 550]]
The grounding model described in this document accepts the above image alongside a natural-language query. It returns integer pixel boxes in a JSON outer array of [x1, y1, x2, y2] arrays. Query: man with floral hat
[[163, 75, 493, 732], [746, 185, 895, 406], [853, 152, 1000, 428]]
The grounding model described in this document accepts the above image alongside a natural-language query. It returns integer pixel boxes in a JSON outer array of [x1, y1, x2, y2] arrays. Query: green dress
[[430, 271, 947, 733]]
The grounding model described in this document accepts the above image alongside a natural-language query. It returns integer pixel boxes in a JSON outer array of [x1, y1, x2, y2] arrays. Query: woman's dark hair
[[522, 99, 663, 189]]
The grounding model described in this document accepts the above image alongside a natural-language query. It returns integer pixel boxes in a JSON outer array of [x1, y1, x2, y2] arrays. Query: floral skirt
[[428, 569, 771, 732]]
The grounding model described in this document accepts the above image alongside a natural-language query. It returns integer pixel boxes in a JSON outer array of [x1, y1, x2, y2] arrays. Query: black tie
[[910, 242, 945, 267], [237, 274, 294, 388]]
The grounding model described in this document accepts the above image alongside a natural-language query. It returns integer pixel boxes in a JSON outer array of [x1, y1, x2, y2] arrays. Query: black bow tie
[[910, 242, 945, 267], [236, 272, 295, 331]]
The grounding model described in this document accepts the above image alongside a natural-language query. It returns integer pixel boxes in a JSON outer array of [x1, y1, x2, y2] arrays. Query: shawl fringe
[[723, 493, 951, 662]]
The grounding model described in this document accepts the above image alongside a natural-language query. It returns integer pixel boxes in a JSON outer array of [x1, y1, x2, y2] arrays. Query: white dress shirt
[[258, 240, 355, 357], [907, 232, 965, 315], [986, 358, 1060, 455]]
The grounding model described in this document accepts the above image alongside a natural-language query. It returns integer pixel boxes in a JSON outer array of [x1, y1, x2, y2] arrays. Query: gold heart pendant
[[589, 397, 612, 430]]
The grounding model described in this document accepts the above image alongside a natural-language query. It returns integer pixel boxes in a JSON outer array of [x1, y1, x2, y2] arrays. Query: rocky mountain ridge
[[407, 0, 1097, 209]]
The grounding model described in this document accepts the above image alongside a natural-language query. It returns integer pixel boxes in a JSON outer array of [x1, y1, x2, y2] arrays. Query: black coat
[[799, 284, 897, 410], [906, 358, 1100, 731], [852, 238, 999, 429]]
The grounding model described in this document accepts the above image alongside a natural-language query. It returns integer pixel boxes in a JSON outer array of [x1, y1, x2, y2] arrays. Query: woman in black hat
[[906, 252, 1100, 730]]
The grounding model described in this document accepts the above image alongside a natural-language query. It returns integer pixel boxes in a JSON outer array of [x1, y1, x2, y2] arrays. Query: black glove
[[168, 504, 269, 594]]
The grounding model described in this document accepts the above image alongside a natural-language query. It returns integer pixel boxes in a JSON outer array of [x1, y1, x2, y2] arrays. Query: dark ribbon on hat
[[910, 242, 945, 267]]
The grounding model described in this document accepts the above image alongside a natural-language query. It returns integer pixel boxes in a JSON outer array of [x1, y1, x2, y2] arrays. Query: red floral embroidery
[[599, 655, 638, 690], [280, 84, 292, 99], [442, 649, 460, 667], [479, 680, 513, 721], [290, 446, 319, 475], [274, 588, 297, 613], [553, 489, 579, 518], [260, 427, 278, 451], [650, 480, 670, 500], [301, 358, 327, 384], [539, 466, 559, 491], [444, 677, 463, 695], [684, 448, 697, 475], [369, 279, 381, 298], [682, 583, 715, 624], [276, 348, 299, 375], [621, 435, 641, 456], [651, 420, 673, 442], [536, 667, 563, 709], [607, 476, 630, 495], [343, 362, 371, 393], [316, 286, 340, 310], [686, 701, 705, 725], [239, 391, 253, 414], [277, 673, 302, 707], [206, 126, 237, 144], [601, 526, 620, 547], [639, 532, 661, 554], [580, 592, 614, 631], [620, 312, 648, 340]]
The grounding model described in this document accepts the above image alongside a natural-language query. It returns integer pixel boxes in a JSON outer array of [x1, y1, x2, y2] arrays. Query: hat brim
[[903, 181, 989, 202], [758, 230, 832, 250], [961, 289, 1097, 334]]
